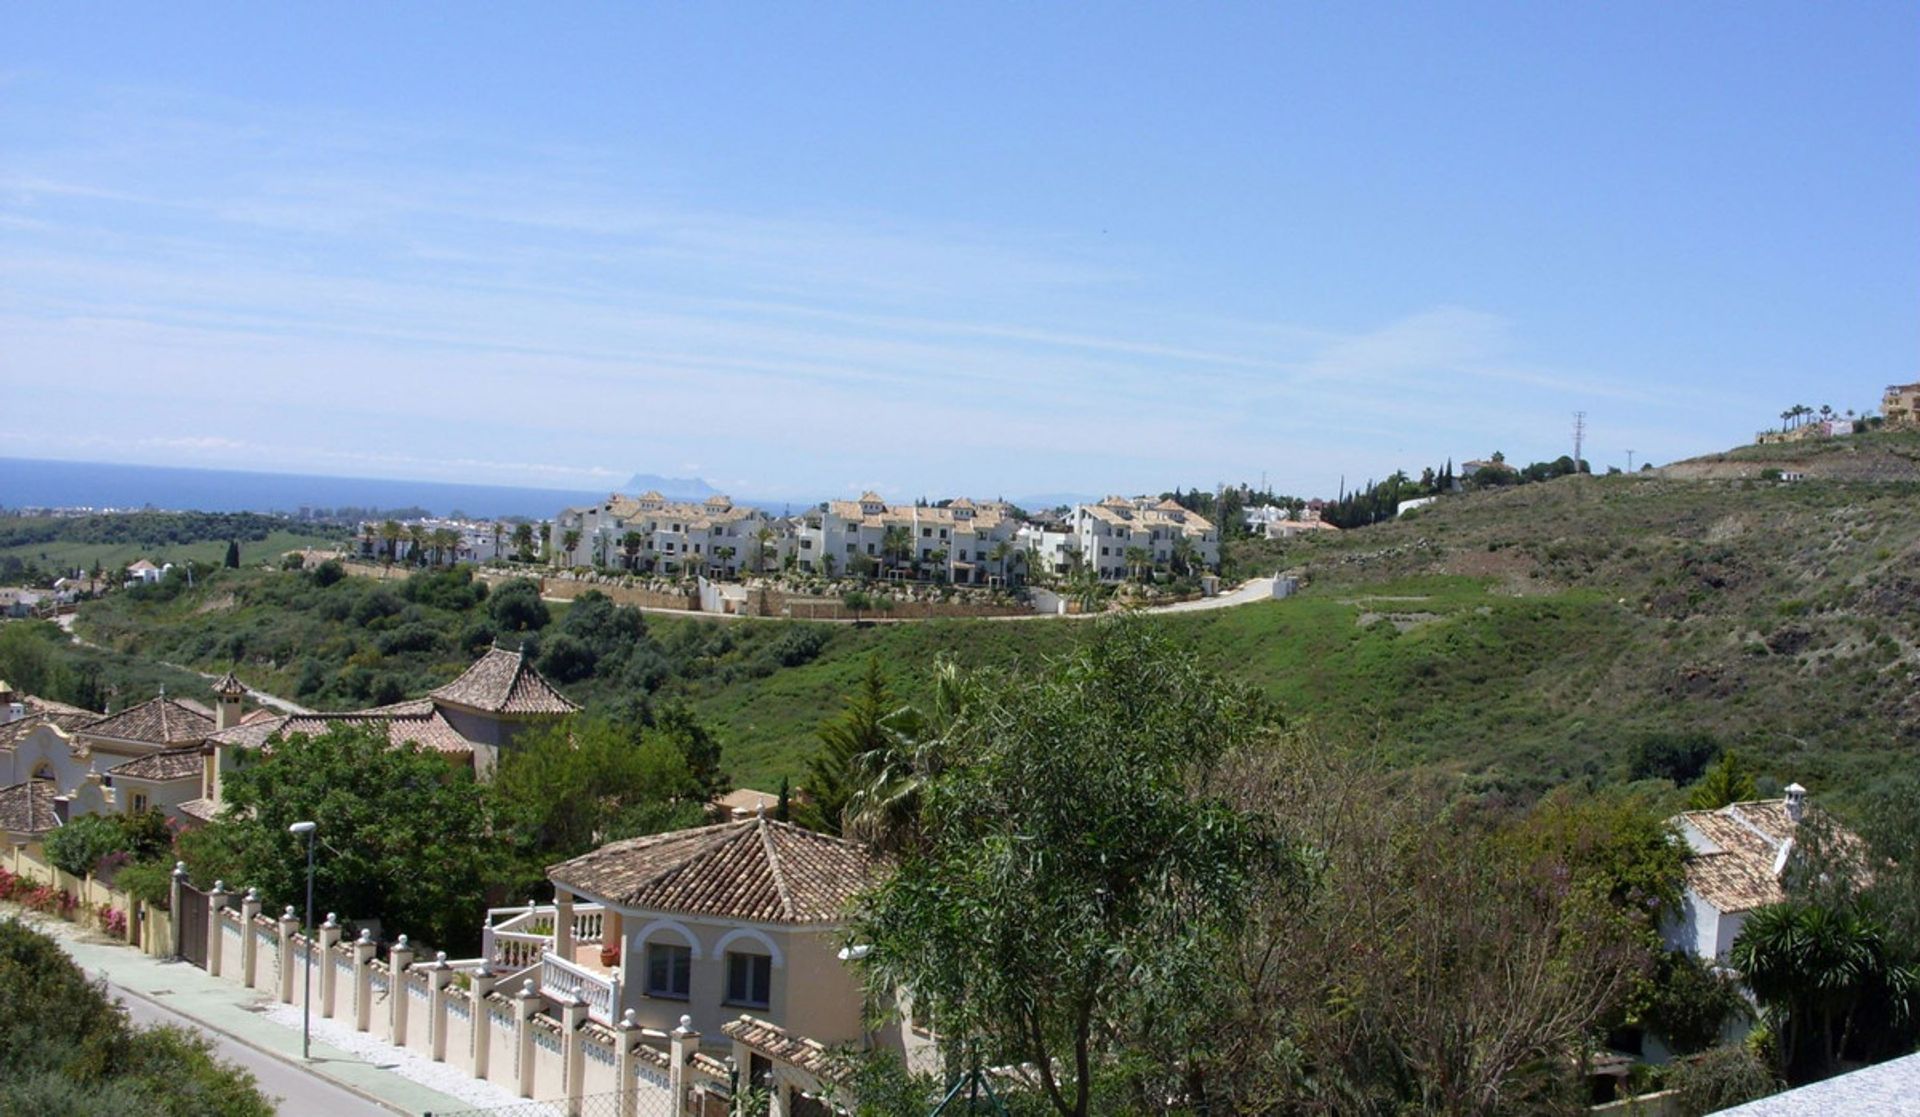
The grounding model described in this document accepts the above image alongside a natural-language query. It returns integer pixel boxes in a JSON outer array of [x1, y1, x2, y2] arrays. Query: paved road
[[108, 977, 394, 1117]]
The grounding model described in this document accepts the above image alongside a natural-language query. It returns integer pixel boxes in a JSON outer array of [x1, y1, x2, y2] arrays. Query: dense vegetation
[[0, 919, 273, 1115]]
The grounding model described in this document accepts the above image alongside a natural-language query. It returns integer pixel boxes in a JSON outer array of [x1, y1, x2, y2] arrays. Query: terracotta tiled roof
[[82, 696, 216, 745], [721, 1015, 843, 1082], [212, 671, 247, 698], [179, 797, 219, 823], [109, 746, 205, 782], [429, 647, 580, 716], [548, 816, 874, 924], [205, 716, 289, 751], [0, 710, 99, 752], [0, 780, 61, 835], [1676, 799, 1832, 914], [281, 705, 475, 756]]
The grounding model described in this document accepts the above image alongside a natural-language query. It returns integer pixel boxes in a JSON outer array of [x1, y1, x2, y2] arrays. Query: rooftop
[[429, 646, 581, 716], [1674, 797, 1835, 914], [82, 695, 216, 746], [722, 1016, 842, 1082], [108, 746, 206, 782], [548, 815, 874, 924], [0, 780, 61, 836]]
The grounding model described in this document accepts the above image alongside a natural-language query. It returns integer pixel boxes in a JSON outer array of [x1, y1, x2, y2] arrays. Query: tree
[[855, 623, 1280, 1117], [802, 656, 908, 836], [487, 577, 549, 632], [881, 526, 914, 577], [1688, 750, 1759, 810], [45, 814, 129, 878], [1731, 901, 1909, 1081], [560, 529, 583, 564], [511, 523, 536, 563], [0, 921, 274, 1116], [379, 520, 402, 564], [753, 525, 776, 574], [490, 716, 705, 882], [621, 531, 644, 570], [989, 539, 1012, 585], [1123, 546, 1149, 582], [223, 540, 240, 569], [177, 725, 496, 952]]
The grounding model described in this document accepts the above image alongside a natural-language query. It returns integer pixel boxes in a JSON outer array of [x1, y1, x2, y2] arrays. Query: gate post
[[471, 972, 498, 1081], [562, 990, 588, 1116], [516, 979, 541, 1099], [616, 1010, 641, 1117], [206, 882, 229, 976], [169, 862, 187, 959], [669, 1014, 700, 1117]]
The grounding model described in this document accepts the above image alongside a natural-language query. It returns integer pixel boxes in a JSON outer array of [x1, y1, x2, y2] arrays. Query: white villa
[[792, 494, 1023, 585], [1664, 784, 1820, 963]]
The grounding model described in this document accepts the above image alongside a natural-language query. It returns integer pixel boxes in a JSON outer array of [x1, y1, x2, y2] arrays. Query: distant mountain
[[623, 473, 720, 500], [1009, 491, 1101, 511]]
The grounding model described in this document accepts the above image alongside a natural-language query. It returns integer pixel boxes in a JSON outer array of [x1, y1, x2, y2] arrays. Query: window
[[130, 791, 150, 814], [921, 528, 931, 538], [646, 943, 691, 999], [726, 951, 771, 1007]]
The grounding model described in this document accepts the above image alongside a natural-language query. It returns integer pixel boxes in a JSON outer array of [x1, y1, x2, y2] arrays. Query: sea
[[0, 458, 610, 520]]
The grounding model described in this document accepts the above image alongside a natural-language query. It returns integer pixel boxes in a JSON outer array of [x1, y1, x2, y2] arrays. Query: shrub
[[1670, 1044, 1780, 1116], [487, 578, 549, 631], [115, 860, 176, 911], [45, 815, 127, 878]]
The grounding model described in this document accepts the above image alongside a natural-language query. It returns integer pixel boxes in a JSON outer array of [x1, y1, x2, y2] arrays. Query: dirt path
[[56, 613, 313, 715]]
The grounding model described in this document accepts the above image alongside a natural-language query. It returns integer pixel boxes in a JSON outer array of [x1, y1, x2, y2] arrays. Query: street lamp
[[288, 820, 317, 1059]]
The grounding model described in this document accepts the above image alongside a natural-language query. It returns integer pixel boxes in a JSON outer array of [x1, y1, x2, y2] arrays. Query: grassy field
[[40, 439, 1920, 806], [0, 529, 341, 573]]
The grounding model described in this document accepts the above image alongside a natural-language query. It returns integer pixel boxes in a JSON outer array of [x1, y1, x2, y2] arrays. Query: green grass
[[0, 529, 337, 573]]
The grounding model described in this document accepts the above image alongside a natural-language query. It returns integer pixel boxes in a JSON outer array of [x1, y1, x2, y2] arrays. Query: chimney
[[1785, 782, 1807, 825], [52, 796, 71, 826]]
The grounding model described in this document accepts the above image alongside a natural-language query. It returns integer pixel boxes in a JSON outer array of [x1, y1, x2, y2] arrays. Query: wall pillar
[[317, 915, 341, 1017], [352, 929, 377, 1032], [616, 1011, 642, 1117], [516, 979, 541, 1099], [205, 881, 230, 977], [277, 906, 300, 1004], [554, 887, 575, 960], [428, 952, 454, 1062], [239, 888, 262, 988], [562, 991, 589, 1117], [471, 973, 498, 1081], [168, 862, 187, 960], [389, 935, 415, 1045], [669, 1014, 700, 1117]]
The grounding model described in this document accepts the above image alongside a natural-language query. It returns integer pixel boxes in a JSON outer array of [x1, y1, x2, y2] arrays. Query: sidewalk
[[12, 909, 477, 1116]]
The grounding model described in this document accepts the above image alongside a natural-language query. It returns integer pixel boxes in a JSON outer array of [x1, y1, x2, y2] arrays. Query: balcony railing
[[480, 902, 607, 973], [540, 950, 620, 1024]]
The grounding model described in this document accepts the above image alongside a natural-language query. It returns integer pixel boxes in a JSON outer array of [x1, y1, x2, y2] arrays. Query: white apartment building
[[356, 519, 510, 564], [1071, 496, 1219, 581], [794, 493, 1025, 584], [553, 493, 788, 578]]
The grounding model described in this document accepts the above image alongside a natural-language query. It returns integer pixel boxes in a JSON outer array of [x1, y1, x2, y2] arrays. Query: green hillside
[[29, 443, 1920, 806]]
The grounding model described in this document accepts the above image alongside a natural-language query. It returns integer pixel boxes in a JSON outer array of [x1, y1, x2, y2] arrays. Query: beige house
[[554, 492, 786, 577], [1072, 496, 1219, 581], [524, 816, 875, 1043], [1885, 381, 1920, 428], [795, 493, 1025, 585]]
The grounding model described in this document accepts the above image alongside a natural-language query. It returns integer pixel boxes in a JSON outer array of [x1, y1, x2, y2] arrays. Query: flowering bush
[[0, 866, 23, 902], [97, 906, 128, 938]]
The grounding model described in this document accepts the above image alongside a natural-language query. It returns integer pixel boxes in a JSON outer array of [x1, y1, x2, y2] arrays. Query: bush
[[487, 578, 549, 632], [1670, 1044, 1780, 1116], [45, 815, 127, 878], [0, 920, 273, 1115], [115, 860, 176, 910]]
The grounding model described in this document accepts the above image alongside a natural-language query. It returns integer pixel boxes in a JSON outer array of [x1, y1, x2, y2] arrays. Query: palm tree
[[360, 523, 378, 559], [621, 531, 644, 571], [714, 545, 737, 578], [379, 520, 402, 565], [561, 529, 583, 566], [753, 525, 776, 574], [989, 539, 1012, 586], [407, 524, 429, 566], [1170, 535, 1196, 578], [1123, 546, 1149, 583], [1731, 902, 1900, 1078], [511, 523, 535, 563], [881, 526, 914, 579], [845, 656, 977, 854]]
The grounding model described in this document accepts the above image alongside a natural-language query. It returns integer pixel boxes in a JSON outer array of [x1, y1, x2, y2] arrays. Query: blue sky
[[3, 2, 1914, 502]]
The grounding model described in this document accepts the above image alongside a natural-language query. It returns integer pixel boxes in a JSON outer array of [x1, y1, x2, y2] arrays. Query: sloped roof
[[179, 797, 219, 823], [0, 710, 99, 752], [428, 647, 580, 715], [721, 1016, 843, 1082], [281, 702, 475, 756], [1676, 799, 1824, 914], [211, 671, 247, 698], [0, 780, 61, 835], [109, 746, 205, 782], [548, 816, 874, 924], [83, 696, 216, 746]]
